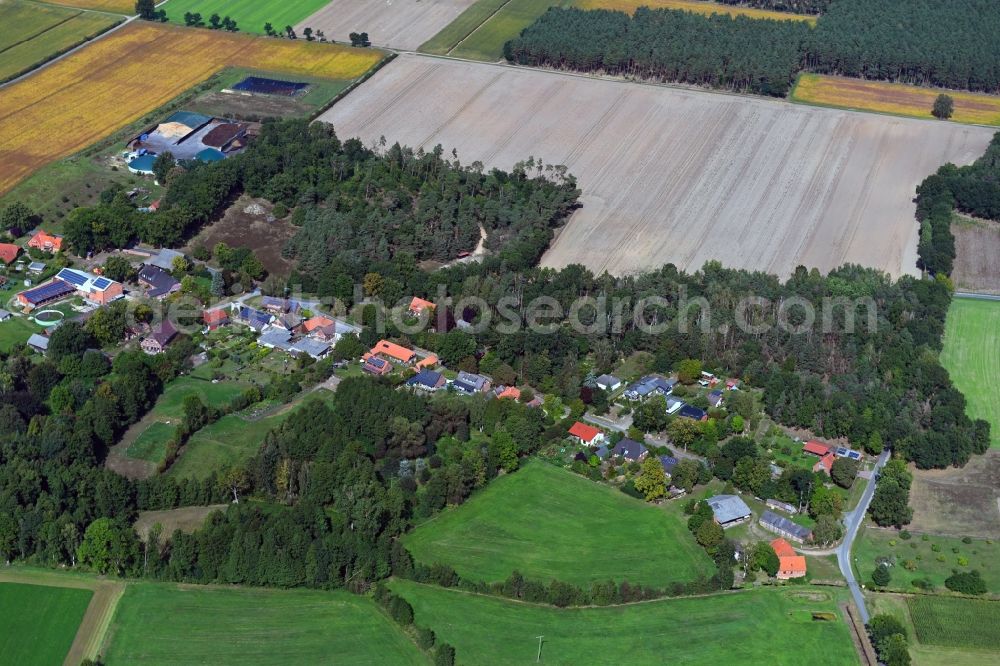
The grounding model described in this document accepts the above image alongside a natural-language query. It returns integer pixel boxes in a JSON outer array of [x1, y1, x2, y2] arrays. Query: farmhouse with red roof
[[568, 421, 605, 445]]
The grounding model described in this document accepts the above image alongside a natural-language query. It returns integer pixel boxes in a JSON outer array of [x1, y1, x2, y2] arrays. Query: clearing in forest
[[102, 582, 426, 665], [321, 54, 993, 278], [391, 579, 858, 665], [792, 74, 1000, 127], [403, 460, 714, 588]]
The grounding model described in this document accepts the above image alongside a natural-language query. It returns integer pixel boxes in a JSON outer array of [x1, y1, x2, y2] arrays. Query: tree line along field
[[161, 0, 328, 35], [419, 0, 811, 60], [0, 21, 385, 196], [0, 0, 122, 84], [320, 54, 993, 279], [390, 580, 859, 665], [102, 582, 427, 665], [793, 74, 1000, 127], [940, 298, 1000, 449], [403, 461, 714, 587]]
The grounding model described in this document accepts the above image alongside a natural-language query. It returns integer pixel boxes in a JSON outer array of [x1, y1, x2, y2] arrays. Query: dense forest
[[714, 0, 831, 14], [61, 121, 580, 270], [504, 8, 809, 97], [505, 0, 1000, 96], [916, 133, 1000, 275]]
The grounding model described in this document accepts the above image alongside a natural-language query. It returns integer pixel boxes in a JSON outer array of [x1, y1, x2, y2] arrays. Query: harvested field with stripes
[[320, 55, 993, 278], [299, 0, 479, 51], [0, 22, 384, 195]]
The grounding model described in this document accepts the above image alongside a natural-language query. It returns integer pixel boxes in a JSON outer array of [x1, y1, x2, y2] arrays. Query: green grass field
[[150, 376, 248, 421], [422, 0, 574, 61], [0, 1, 121, 83], [127, 421, 176, 461], [102, 582, 427, 665], [391, 580, 857, 665], [907, 595, 1000, 651], [403, 461, 714, 587], [166, 389, 336, 480], [0, 582, 93, 666], [867, 594, 998, 666], [941, 298, 1000, 448], [160, 0, 328, 35], [854, 526, 999, 596]]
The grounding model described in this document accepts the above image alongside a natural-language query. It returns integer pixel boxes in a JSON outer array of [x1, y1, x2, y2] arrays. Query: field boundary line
[[445, 0, 512, 57], [0, 9, 84, 56], [66, 580, 127, 666]]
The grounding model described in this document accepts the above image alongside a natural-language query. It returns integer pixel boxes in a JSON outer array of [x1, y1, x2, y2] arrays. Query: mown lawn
[[127, 421, 176, 462], [161, 0, 328, 35], [403, 460, 714, 588], [150, 376, 248, 422], [448, 0, 575, 61], [0, 582, 93, 666], [391, 580, 857, 665], [941, 297, 1000, 448], [103, 582, 427, 665]]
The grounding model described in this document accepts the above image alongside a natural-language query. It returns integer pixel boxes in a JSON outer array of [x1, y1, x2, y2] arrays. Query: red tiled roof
[[814, 452, 835, 473], [302, 315, 335, 332], [28, 231, 62, 251], [803, 440, 831, 456], [0, 243, 19, 264], [416, 354, 438, 369], [770, 538, 796, 558], [203, 309, 229, 324], [370, 339, 415, 363], [779, 555, 807, 574], [497, 386, 520, 400], [409, 296, 436, 313], [568, 421, 601, 443]]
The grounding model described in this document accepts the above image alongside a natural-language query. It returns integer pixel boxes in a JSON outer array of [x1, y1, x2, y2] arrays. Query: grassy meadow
[[391, 579, 858, 665], [403, 461, 714, 587], [0, 1, 122, 83], [941, 297, 1000, 447], [854, 526, 999, 596], [0, 582, 93, 666], [102, 582, 427, 665], [161, 0, 328, 34]]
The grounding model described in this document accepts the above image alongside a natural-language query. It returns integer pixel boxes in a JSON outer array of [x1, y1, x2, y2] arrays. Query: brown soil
[[133, 504, 227, 541], [952, 215, 1000, 295], [186, 195, 298, 276], [908, 450, 1000, 538]]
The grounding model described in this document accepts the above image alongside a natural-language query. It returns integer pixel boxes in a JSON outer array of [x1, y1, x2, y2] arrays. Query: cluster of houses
[[600, 371, 739, 422], [802, 439, 862, 475], [567, 421, 682, 494], [0, 230, 64, 269], [226, 297, 361, 360], [17, 267, 123, 310]]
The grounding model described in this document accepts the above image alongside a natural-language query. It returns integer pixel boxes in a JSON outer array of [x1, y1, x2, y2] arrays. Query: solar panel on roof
[[56, 269, 88, 287], [836, 447, 848, 456], [23, 280, 74, 304], [92, 277, 112, 290], [848, 451, 861, 460]]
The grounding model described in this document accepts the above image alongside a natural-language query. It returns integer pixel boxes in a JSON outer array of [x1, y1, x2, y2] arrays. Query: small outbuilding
[[706, 494, 752, 528]]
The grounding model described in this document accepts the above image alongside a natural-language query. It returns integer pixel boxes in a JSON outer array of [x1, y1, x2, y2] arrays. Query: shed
[[706, 494, 751, 527]]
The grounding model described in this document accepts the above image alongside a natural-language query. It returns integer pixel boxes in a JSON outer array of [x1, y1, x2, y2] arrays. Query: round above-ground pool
[[33, 309, 65, 327]]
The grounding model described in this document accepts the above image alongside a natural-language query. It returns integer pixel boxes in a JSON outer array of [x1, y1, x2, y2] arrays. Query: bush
[[962, 536, 973, 544], [872, 565, 892, 587], [945, 570, 987, 595], [434, 643, 455, 666], [900, 530, 911, 540], [416, 626, 436, 650]]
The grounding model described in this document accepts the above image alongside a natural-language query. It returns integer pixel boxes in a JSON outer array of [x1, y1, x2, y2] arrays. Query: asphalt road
[[837, 448, 891, 624]]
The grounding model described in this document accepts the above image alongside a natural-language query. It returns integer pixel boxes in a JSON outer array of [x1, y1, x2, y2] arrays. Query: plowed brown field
[[320, 55, 994, 277]]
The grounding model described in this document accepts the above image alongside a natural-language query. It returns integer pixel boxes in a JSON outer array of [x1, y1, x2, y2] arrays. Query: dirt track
[[319, 55, 994, 278], [296, 0, 477, 51]]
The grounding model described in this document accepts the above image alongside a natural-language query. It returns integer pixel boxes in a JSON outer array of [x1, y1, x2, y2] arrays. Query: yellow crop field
[[573, 0, 816, 24], [793, 74, 1000, 126], [34, 0, 136, 15], [0, 22, 384, 194]]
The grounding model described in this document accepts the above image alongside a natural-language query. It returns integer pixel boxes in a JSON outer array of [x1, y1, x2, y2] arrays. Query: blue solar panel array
[[56, 268, 88, 287], [23, 280, 74, 304], [92, 277, 112, 290]]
